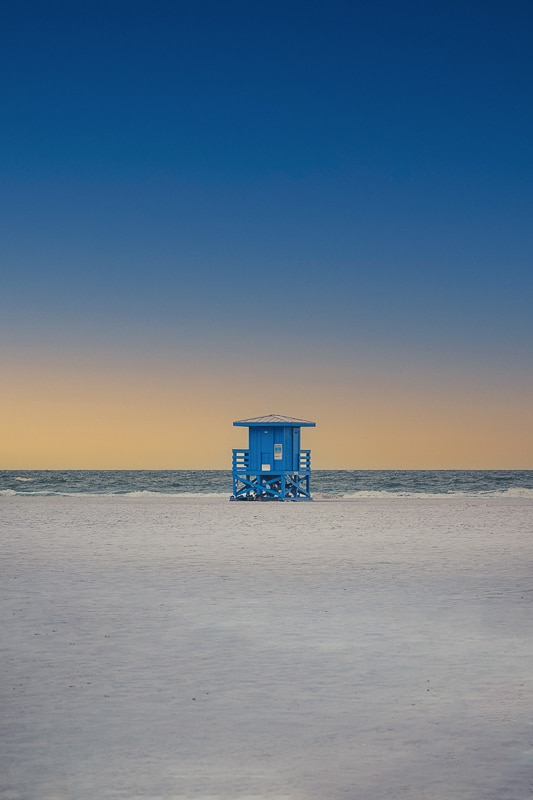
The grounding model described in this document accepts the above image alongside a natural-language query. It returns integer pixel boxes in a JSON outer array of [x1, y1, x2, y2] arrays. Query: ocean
[[1, 469, 532, 497]]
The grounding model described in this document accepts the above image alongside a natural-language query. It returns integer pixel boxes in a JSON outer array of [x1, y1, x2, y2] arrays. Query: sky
[[1, 0, 532, 469]]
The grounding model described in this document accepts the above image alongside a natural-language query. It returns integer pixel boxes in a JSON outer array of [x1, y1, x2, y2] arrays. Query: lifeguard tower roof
[[233, 414, 316, 427]]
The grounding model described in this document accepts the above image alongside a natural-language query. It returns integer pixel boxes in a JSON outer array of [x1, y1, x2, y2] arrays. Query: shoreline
[[3, 492, 533, 500]]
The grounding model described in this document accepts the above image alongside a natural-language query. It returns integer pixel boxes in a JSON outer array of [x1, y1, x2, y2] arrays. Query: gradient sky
[[1, 0, 532, 469]]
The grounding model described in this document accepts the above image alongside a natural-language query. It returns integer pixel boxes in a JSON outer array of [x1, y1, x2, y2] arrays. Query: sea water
[[1, 469, 532, 497]]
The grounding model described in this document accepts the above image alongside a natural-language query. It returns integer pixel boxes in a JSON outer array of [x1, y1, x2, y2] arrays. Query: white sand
[[1, 495, 533, 800]]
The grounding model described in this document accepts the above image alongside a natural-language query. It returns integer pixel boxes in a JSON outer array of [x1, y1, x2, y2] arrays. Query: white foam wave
[[2, 487, 531, 499], [14, 476, 33, 482], [118, 490, 227, 498], [316, 488, 533, 499], [500, 487, 533, 498], [340, 490, 474, 498], [0, 489, 228, 498]]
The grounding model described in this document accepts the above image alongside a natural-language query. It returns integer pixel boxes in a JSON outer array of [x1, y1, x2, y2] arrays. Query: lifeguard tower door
[[292, 428, 300, 469], [260, 429, 274, 471]]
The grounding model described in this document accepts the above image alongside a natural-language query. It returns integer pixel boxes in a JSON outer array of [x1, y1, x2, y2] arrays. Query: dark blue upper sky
[[2, 0, 532, 370]]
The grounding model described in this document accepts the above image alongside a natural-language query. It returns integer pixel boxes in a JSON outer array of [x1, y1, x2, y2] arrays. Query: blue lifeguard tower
[[231, 414, 316, 501]]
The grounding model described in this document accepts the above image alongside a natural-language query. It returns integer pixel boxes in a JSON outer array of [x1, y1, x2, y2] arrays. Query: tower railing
[[299, 449, 311, 472], [232, 449, 250, 471]]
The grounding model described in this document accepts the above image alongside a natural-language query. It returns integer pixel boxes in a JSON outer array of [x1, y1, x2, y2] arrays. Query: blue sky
[[1, 0, 532, 467]]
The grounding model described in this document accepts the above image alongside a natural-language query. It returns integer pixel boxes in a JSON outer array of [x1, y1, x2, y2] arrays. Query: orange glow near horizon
[[2, 353, 532, 470]]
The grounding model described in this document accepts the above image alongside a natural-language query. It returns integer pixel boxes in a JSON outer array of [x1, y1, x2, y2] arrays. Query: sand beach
[[2, 495, 533, 799]]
